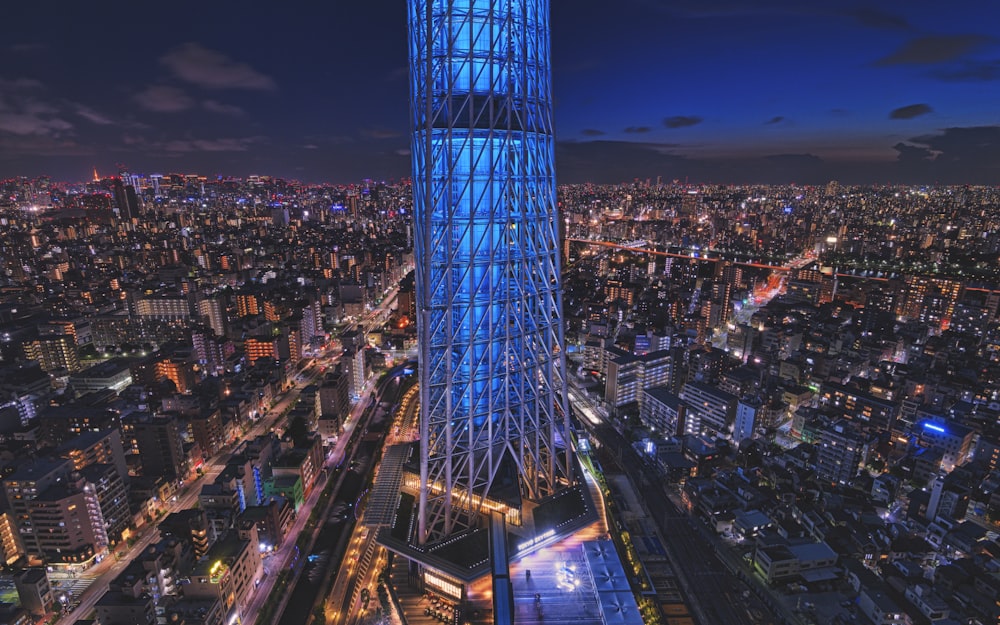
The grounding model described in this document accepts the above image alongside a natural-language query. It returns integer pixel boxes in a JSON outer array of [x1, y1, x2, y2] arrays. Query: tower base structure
[[376, 444, 599, 601]]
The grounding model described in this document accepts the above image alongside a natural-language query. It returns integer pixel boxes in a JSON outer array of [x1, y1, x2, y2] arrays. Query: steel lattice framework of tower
[[409, 0, 573, 544]]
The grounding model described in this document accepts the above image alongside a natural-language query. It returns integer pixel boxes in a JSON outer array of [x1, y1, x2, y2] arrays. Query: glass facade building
[[409, 0, 572, 542]]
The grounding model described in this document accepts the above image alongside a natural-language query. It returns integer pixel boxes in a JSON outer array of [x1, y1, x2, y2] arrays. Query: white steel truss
[[409, 0, 573, 543]]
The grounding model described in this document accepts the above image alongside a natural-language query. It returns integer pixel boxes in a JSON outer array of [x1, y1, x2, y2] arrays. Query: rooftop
[[5, 457, 70, 483], [72, 358, 132, 379]]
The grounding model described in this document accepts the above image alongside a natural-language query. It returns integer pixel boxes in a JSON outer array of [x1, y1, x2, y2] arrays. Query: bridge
[[567, 238, 795, 271]]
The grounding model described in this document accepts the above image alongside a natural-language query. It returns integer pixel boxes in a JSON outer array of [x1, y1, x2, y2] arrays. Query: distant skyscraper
[[112, 176, 141, 221], [409, 0, 573, 543]]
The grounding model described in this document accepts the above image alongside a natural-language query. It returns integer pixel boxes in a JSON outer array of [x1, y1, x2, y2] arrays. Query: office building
[[815, 419, 869, 485], [917, 420, 974, 473], [57, 428, 129, 487], [640, 386, 691, 436], [69, 358, 134, 396], [3, 458, 73, 561], [820, 382, 899, 434], [26, 471, 109, 565], [130, 413, 187, 482], [112, 175, 142, 221], [190, 409, 224, 459], [605, 348, 672, 412], [78, 463, 131, 545], [184, 526, 262, 625], [679, 381, 738, 436], [734, 397, 763, 443]]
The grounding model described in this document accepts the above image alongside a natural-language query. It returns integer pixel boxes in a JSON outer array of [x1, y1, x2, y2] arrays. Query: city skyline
[[3, 0, 1000, 184]]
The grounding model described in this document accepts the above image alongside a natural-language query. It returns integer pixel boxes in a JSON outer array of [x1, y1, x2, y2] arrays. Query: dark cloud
[[907, 126, 1000, 166], [841, 7, 909, 30], [624, 126, 651, 134], [556, 128, 1000, 185], [0, 111, 72, 137], [889, 103, 933, 119], [875, 35, 993, 66], [133, 85, 194, 113], [161, 43, 276, 90], [664, 115, 703, 128], [556, 140, 687, 183], [929, 59, 1000, 82], [890, 126, 1000, 182], [74, 105, 114, 125], [202, 100, 246, 116], [0, 77, 44, 93], [164, 139, 250, 153], [142, 135, 268, 154], [892, 142, 934, 163], [581, 128, 606, 136], [764, 116, 786, 125], [555, 140, 834, 184], [0, 135, 91, 157], [0, 79, 73, 137]]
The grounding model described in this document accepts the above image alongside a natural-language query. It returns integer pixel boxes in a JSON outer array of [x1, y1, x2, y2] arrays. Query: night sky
[[2, 0, 1000, 184]]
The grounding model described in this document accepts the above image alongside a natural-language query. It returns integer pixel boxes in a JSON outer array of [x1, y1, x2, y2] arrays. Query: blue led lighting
[[923, 422, 945, 433], [410, 0, 572, 541]]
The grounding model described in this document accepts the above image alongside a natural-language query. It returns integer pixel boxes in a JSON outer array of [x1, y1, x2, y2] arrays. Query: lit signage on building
[[517, 529, 556, 552]]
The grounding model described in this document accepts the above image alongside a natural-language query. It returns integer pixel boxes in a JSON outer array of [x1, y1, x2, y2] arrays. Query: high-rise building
[[299, 299, 323, 352], [184, 525, 262, 625], [680, 380, 738, 436], [130, 413, 187, 482], [77, 463, 130, 546], [112, 176, 142, 221], [198, 297, 227, 337], [244, 337, 279, 364], [22, 335, 81, 374], [57, 428, 130, 489], [3, 459, 73, 561], [342, 346, 368, 400], [27, 472, 110, 565], [815, 419, 869, 485], [235, 292, 260, 318]]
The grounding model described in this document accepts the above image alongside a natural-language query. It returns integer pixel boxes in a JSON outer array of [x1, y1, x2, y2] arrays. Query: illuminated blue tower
[[410, 0, 573, 543]]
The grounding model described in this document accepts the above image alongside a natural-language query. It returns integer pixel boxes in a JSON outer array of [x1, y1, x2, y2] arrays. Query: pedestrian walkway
[[365, 444, 413, 528], [49, 573, 98, 604]]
